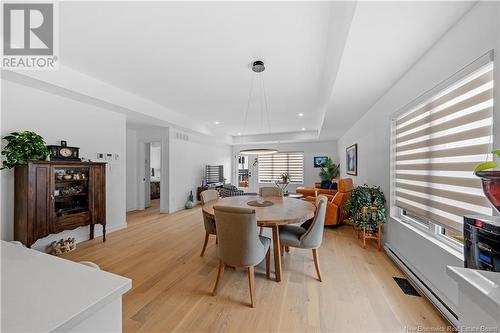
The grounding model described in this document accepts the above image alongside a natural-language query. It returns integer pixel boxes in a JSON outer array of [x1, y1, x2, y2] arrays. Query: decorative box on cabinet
[[14, 161, 107, 248]]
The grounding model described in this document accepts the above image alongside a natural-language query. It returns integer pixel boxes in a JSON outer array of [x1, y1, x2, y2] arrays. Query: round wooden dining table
[[202, 195, 316, 282]]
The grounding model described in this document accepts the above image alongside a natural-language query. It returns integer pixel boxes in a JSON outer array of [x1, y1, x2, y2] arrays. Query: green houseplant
[[319, 158, 340, 181], [474, 149, 500, 213], [280, 172, 291, 184], [343, 184, 386, 233], [1, 131, 49, 170]]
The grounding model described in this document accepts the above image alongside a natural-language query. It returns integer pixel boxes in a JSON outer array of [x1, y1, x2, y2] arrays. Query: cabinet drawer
[[57, 212, 90, 230]]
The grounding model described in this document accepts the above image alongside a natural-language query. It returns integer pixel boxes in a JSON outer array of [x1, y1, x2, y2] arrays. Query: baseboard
[[384, 244, 458, 327]]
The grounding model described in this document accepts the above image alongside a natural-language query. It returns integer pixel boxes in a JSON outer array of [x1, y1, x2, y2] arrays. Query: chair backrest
[[213, 205, 265, 267], [259, 187, 283, 197], [200, 189, 219, 204], [338, 178, 353, 193], [300, 195, 328, 248]]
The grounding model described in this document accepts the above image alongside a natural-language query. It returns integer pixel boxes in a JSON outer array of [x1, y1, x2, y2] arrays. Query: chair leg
[[200, 232, 210, 257], [215, 235, 218, 244], [312, 248, 322, 282], [259, 227, 264, 236], [247, 266, 256, 308], [265, 249, 270, 279], [212, 260, 225, 296], [285, 246, 290, 253], [281, 245, 285, 256]]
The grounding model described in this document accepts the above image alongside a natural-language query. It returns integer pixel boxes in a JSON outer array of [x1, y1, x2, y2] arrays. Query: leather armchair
[[304, 179, 353, 226]]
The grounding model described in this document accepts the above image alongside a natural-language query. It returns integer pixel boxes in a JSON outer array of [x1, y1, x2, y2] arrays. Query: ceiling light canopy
[[239, 60, 278, 155]]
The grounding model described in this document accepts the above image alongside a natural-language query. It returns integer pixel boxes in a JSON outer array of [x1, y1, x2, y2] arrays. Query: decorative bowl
[[63, 175, 72, 180], [475, 170, 500, 214]]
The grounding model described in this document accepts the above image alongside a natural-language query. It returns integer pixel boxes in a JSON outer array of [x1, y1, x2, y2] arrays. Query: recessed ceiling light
[[214, 121, 220, 125], [301, 128, 306, 131], [298, 113, 304, 117], [237, 132, 242, 136]]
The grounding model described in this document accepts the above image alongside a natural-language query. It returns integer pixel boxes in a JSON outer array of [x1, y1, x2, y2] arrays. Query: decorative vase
[[475, 170, 500, 214], [185, 190, 194, 209]]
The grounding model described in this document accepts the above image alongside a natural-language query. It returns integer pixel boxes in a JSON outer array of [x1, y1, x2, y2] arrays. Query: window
[[258, 152, 304, 184], [392, 52, 494, 241]]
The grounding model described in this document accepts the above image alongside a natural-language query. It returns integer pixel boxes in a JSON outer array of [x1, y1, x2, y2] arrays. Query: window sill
[[391, 215, 464, 262]]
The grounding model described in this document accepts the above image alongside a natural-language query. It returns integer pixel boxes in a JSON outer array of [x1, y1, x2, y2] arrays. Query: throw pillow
[[320, 180, 332, 189], [329, 182, 338, 190]]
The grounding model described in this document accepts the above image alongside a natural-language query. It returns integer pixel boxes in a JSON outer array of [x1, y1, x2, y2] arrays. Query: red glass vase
[[475, 171, 500, 214]]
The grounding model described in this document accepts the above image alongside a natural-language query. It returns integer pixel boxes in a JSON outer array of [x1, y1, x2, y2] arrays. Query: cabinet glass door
[[53, 167, 90, 218]]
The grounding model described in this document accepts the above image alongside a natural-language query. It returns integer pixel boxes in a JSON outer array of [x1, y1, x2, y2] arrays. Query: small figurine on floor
[[49, 238, 76, 255]]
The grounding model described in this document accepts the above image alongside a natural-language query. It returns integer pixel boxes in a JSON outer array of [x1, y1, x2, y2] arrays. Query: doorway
[[144, 141, 161, 208], [237, 154, 257, 193]]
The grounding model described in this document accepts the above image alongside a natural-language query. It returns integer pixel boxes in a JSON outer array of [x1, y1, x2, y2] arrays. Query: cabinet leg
[[90, 224, 95, 240], [103, 225, 106, 242]]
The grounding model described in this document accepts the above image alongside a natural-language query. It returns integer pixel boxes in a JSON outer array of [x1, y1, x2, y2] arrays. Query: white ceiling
[[60, 1, 350, 137], [320, 1, 476, 140], [58, 1, 476, 142]]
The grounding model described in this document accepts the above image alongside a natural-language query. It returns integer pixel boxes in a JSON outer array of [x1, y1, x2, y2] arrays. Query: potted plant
[[343, 185, 386, 233], [1, 131, 49, 170], [280, 172, 291, 184], [319, 158, 340, 181], [474, 149, 500, 213]]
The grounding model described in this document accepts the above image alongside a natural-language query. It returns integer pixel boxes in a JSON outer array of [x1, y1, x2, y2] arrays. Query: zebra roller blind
[[394, 60, 494, 232], [258, 152, 304, 184]]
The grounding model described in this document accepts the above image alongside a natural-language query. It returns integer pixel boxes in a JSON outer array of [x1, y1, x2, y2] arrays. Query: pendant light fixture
[[239, 61, 278, 155]]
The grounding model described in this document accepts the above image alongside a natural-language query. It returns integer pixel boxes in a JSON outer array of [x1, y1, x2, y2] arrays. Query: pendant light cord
[[261, 75, 271, 133], [242, 75, 256, 136]]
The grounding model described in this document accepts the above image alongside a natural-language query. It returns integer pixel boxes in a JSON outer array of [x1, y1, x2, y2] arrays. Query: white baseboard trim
[[384, 243, 458, 327]]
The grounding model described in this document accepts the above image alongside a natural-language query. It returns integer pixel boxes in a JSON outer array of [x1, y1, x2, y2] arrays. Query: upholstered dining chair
[[279, 195, 328, 282], [212, 205, 271, 308], [258, 187, 283, 235], [259, 186, 283, 197], [200, 189, 219, 256]]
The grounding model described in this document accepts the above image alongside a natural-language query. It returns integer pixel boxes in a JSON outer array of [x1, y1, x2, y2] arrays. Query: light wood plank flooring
[[62, 199, 449, 332]]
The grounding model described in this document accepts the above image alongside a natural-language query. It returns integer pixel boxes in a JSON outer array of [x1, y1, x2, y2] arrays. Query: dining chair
[[259, 187, 283, 197], [200, 189, 219, 256], [278, 195, 328, 282], [258, 187, 283, 235], [212, 205, 271, 308]]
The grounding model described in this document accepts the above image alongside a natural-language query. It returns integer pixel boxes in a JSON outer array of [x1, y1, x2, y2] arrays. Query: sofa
[[303, 178, 353, 226]]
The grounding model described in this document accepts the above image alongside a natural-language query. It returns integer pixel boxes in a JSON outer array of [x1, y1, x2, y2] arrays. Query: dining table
[[202, 195, 316, 282]]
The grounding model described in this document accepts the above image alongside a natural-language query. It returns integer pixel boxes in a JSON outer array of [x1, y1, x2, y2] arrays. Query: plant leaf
[[474, 161, 500, 172], [494, 150, 500, 159]]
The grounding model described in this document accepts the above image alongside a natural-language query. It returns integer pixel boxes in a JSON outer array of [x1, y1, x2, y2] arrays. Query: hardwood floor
[[62, 199, 449, 332]]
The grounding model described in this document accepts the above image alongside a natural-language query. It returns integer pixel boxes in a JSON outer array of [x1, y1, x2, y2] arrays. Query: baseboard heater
[[384, 245, 458, 326]]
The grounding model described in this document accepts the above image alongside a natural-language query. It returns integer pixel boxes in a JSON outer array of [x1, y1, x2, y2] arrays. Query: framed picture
[[346, 144, 357, 176], [314, 156, 328, 168]]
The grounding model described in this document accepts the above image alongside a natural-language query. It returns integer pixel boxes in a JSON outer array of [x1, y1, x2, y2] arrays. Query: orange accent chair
[[296, 179, 340, 197], [304, 179, 353, 226]]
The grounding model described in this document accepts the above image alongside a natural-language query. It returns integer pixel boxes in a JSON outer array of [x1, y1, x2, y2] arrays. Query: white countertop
[[1, 241, 131, 332], [447, 266, 500, 313]]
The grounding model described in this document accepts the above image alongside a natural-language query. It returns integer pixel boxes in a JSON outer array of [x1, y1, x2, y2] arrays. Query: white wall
[[1, 79, 127, 251], [232, 140, 338, 192], [126, 129, 138, 211], [169, 129, 232, 212], [336, 1, 500, 319]]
